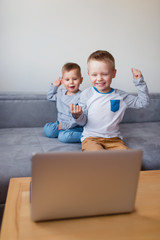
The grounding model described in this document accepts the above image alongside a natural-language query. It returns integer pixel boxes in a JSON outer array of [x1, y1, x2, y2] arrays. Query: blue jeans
[[43, 121, 83, 143]]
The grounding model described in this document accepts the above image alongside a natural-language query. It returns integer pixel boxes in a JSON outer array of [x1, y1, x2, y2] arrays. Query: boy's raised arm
[[70, 104, 87, 126], [70, 88, 93, 126], [70, 100, 87, 127], [131, 68, 150, 108], [118, 68, 149, 109], [70, 104, 82, 119], [131, 68, 142, 79]]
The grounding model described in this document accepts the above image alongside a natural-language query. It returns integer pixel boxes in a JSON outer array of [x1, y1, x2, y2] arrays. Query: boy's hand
[[70, 104, 82, 119], [131, 68, 142, 80], [53, 77, 62, 87]]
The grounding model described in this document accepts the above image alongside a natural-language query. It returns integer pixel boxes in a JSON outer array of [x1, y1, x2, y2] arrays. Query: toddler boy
[[44, 62, 83, 143], [70, 50, 149, 150]]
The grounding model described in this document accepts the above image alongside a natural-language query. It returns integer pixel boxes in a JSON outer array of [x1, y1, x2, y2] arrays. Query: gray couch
[[0, 93, 160, 225]]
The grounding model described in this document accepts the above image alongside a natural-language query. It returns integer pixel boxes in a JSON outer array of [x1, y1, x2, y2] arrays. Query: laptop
[[31, 149, 142, 221]]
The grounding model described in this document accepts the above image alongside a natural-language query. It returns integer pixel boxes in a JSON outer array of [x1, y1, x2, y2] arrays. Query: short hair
[[87, 50, 115, 70], [62, 62, 82, 77]]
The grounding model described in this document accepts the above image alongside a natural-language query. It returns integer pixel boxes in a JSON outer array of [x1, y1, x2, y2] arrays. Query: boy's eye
[[73, 78, 77, 80], [92, 74, 97, 77]]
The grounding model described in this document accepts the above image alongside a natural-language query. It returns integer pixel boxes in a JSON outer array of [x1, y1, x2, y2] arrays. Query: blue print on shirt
[[110, 100, 120, 112]]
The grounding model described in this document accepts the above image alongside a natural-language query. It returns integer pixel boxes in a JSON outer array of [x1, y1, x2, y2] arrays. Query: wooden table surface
[[1, 170, 160, 240]]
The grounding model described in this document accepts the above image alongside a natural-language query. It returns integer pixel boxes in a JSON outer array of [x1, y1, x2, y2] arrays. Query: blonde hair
[[87, 50, 115, 70], [62, 62, 82, 77]]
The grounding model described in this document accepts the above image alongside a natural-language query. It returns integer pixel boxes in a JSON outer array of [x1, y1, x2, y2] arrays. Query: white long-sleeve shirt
[[73, 76, 149, 141]]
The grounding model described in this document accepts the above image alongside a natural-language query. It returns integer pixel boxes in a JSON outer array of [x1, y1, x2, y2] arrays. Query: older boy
[[70, 50, 149, 150], [44, 62, 83, 143]]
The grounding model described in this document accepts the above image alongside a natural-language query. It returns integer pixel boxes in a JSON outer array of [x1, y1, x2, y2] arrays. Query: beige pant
[[82, 137, 129, 151]]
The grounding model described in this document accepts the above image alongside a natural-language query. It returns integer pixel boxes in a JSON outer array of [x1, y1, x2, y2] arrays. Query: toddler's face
[[88, 60, 116, 93], [62, 69, 83, 95]]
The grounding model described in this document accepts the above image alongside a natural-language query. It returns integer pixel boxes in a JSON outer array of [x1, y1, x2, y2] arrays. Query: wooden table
[[1, 170, 160, 240]]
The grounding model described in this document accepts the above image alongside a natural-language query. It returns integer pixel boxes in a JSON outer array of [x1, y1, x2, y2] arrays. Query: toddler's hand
[[58, 122, 62, 130], [131, 68, 142, 80], [70, 104, 82, 119], [53, 77, 62, 87]]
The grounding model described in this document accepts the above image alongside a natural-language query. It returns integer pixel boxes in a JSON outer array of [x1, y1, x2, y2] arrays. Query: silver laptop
[[31, 149, 142, 221]]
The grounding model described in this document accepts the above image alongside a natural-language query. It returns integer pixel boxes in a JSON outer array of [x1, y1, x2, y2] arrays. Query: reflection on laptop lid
[[31, 149, 142, 222]]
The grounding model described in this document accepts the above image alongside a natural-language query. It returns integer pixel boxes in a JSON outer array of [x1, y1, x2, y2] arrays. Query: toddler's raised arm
[[53, 77, 62, 87]]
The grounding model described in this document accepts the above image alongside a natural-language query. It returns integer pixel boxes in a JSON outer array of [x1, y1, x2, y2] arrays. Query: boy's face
[[88, 60, 116, 93], [62, 69, 83, 95]]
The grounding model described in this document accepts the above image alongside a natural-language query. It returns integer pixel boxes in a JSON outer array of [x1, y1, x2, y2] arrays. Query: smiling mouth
[[96, 82, 105, 87]]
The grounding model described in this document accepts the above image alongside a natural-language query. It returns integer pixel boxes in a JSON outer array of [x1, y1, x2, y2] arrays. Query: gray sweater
[[47, 84, 81, 130]]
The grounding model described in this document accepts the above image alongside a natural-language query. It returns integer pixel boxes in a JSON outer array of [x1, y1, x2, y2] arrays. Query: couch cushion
[[120, 122, 160, 170], [0, 122, 160, 207], [0, 127, 81, 205], [0, 94, 57, 128]]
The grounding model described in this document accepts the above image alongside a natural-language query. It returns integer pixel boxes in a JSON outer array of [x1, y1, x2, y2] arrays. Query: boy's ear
[[113, 69, 117, 78], [80, 77, 83, 84]]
